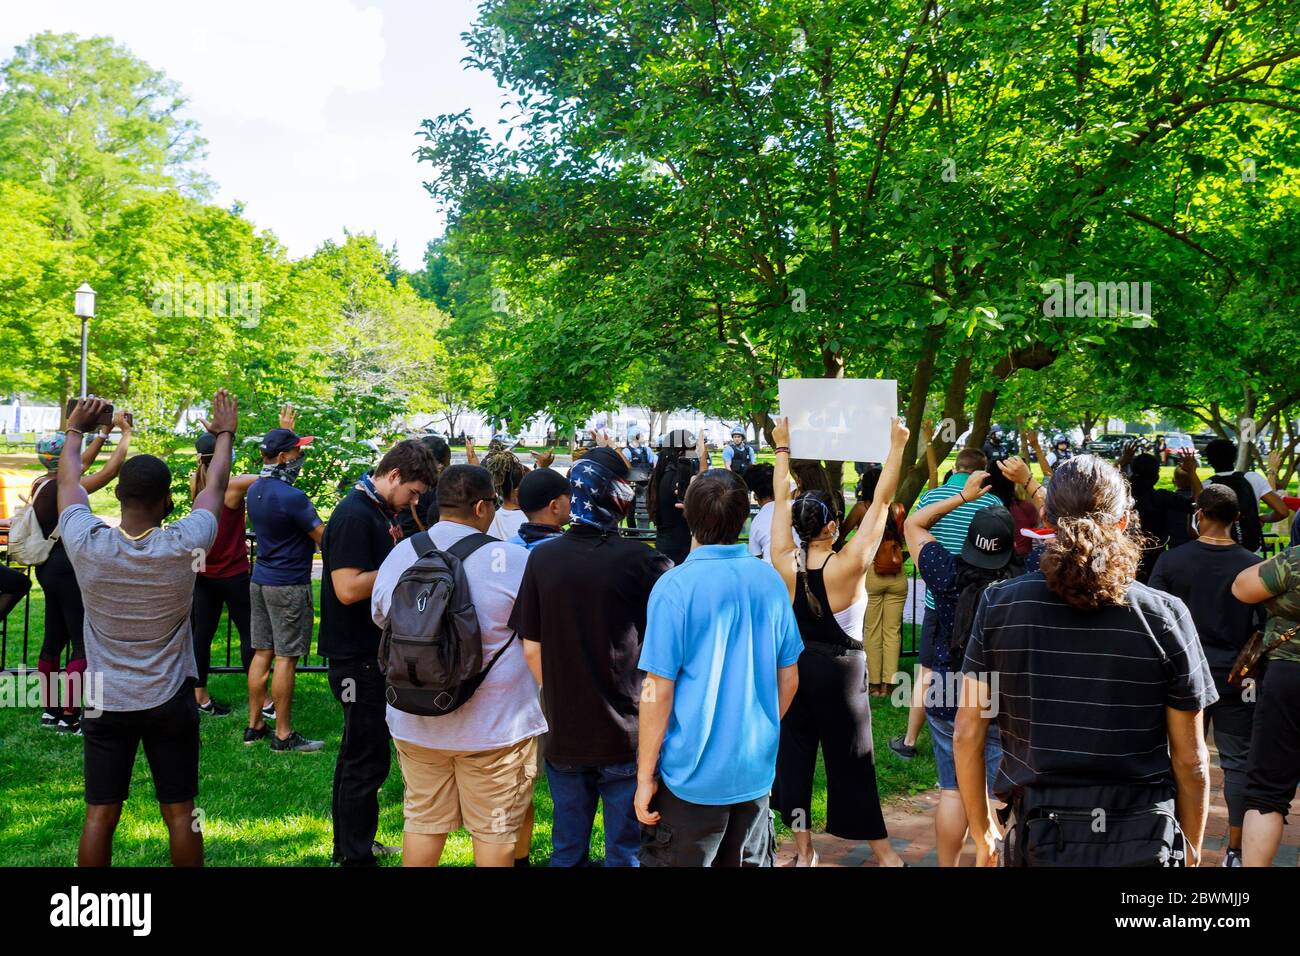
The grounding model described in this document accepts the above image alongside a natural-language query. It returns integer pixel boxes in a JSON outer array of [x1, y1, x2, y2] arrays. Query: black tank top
[[793, 565, 862, 650]]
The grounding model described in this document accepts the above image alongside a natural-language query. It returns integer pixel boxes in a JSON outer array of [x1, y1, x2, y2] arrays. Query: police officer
[[722, 425, 755, 476]]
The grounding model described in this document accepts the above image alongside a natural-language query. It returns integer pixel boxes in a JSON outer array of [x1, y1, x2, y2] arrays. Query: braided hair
[[791, 491, 839, 618]]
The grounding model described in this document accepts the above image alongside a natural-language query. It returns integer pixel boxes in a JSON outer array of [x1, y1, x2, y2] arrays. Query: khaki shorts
[[393, 735, 538, 844]]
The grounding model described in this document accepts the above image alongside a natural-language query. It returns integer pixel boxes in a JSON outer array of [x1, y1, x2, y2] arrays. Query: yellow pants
[[864, 565, 908, 686]]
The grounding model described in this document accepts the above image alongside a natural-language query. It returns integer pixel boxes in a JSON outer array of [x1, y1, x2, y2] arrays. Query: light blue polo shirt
[[638, 543, 803, 805], [914, 473, 997, 608]]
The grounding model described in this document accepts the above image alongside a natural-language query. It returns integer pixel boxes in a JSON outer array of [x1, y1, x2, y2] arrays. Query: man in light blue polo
[[634, 468, 802, 867], [890, 446, 996, 760]]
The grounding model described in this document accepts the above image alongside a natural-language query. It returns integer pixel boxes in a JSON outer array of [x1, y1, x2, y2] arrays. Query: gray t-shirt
[[59, 503, 217, 712]]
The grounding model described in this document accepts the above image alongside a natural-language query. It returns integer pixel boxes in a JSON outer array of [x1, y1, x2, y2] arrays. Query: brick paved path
[[776, 741, 1300, 867]]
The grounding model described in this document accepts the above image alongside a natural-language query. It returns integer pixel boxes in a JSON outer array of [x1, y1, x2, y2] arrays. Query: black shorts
[[1244, 660, 1300, 821], [82, 681, 200, 805], [639, 784, 774, 867]]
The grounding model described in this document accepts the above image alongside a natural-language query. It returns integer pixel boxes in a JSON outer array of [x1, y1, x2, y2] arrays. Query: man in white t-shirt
[[371, 463, 545, 867], [1203, 438, 1289, 552], [744, 463, 776, 563]]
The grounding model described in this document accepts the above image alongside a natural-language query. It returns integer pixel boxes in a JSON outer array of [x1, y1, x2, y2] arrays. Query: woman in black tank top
[[768, 416, 912, 867]]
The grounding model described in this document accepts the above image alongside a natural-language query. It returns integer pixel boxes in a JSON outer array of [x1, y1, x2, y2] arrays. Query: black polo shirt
[[319, 488, 400, 661], [508, 524, 673, 766]]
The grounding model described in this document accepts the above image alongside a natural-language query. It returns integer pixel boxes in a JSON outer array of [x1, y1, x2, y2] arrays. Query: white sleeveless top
[[832, 595, 868, 643]]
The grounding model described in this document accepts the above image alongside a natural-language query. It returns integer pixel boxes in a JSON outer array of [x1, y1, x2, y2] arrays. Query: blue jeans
[[927, 712, 1003, 794], [546, 759, 640, 867]]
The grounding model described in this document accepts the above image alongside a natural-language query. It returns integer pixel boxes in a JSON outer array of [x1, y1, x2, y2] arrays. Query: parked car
[[1085, 433, 1139, 459], [1160, 432, 1196, 464]]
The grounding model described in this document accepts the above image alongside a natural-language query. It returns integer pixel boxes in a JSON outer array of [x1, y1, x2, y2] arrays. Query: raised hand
[[962, 470, 992, 502], [997, 455, 1031, 486], [111, 409, 132, 434], [891, 416, 910, 450], [67, 396, 110, 434], [279, 403, 296, 430], [532, 448, 556, 469], [772, 415, 790, 448], [199, 388, 238, 436], [1178, 449, 1199, 476]]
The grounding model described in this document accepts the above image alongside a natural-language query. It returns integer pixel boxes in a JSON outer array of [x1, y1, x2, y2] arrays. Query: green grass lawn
[[0, 579, 940, 866]]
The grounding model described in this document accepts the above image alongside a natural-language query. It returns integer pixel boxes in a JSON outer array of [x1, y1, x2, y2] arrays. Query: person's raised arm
[[903, 470, 990, 558], [80, 411, 133, 494], [224, 473, 259, 511], [1178, 450, 1202, 497], [1166, 707, 1211, 866], [57, 398, 110, 514], [923, 418, 939, 489], [996, 455, 1046, 513], [464, 436, 479, 467], [841, 417, 909, 573], [1026, 430, 1050, 480], [80, 427, 109, 472], [695, 431, 708, 474], [193, 389, 238, 518], [770, 416, 797, 598]]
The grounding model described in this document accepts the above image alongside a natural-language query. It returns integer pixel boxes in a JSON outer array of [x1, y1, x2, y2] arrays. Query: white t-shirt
[[748, 501, 774, 563], [372, 521, 546, 752], [488, 506, 527, 542], [1210, 470, 1274, 503]]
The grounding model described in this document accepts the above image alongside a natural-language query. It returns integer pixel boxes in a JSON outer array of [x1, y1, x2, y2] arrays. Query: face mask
[[261, 455, 304, 484]]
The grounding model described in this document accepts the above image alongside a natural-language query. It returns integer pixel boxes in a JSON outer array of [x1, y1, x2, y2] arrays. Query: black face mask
[[163, 497, 175, 520]]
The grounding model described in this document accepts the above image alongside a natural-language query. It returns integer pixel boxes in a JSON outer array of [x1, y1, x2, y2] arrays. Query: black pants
[[773, 645, 889, 841], [0, 563, 31, 624], [328, 656, 391, 865], [191, 572, 253, 685], [1205, 667, 1254, 829], [1244, 659, 1300, 821], [35, 551, 85, 664], [639, 785, 774, 867]]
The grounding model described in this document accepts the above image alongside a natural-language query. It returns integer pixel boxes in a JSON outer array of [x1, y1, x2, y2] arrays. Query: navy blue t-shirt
[[246, 477, 322, 586]]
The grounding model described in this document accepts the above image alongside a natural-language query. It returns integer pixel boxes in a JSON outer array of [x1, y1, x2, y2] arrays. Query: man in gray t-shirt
[[60, 503, 216, 711], [57, 391, 238, 867]]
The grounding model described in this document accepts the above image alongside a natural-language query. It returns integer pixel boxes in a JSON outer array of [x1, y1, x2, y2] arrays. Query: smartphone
[[64, 398, 114, 427]]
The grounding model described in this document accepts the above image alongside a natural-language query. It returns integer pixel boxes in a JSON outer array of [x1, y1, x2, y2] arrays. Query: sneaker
[[888, 735, 916, 760], [243, 725, 272, 745], [270, 731, 324, 753], [372, 840, 400, 857], [40, 712, 58, 729], [56, 717, 82, 736], [198, 698, 231, 717], [1222, 848, 1243, 868], [261, 701, 277, 722]]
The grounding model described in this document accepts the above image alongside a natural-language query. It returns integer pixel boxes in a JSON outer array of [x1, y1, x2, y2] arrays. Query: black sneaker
[[56, 716, 82, 736], [270, 731, 324, 753], [261, 701, 276, 722], [888, 735, 916, 760], [1222, 848, 1243, 868], [372, 840, 400, 857], [198, 698, 231, 717], [243, 725, 271, 745]]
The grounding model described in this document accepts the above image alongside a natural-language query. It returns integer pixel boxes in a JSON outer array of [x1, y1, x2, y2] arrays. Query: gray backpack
[[379, 531, 513, 716], [7, 477, 59, 566]]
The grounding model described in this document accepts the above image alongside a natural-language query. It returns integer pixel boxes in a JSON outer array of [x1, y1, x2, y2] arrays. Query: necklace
[[118, 525, 158, 541], [1198, 534, 1235, 545]]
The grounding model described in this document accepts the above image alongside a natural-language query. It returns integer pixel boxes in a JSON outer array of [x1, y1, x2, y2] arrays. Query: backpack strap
[[446, 532, 496, 563], [409, 530, 436, 558]]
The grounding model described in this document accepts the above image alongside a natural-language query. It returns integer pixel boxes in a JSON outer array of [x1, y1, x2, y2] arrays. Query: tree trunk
[[966, 388, 999, 449]]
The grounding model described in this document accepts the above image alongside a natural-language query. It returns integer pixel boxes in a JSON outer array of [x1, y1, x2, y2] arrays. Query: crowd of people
[[4, 393, 1300, 869]]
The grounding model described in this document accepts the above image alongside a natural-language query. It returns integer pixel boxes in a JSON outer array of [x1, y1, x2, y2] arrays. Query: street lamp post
[[74, 283, 96, 397]]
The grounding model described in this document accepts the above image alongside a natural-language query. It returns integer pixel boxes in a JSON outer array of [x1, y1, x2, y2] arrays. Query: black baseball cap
[[518, 467, 570, 514], [959, 506, 1016, 570], [260, 428, 314, 456], [195, 432, 217, 457]]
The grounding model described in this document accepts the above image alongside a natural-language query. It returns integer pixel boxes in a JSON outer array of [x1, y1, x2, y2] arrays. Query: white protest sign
[[778, 378, 897, 462]]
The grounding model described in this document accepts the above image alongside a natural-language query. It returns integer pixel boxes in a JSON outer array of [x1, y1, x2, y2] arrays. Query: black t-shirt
[[963, 573, 1217, 795], [1149, 541, 1263, 675], [507, 524, 673, 765], [654, 466, 691, 565], [1134, 488, 1195, 582], [319, 489, 399, 660]]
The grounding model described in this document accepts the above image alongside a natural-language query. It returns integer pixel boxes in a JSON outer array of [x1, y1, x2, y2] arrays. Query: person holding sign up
[[768, 415, 908, 867]]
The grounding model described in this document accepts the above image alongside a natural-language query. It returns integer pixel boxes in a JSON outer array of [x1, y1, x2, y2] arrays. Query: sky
[[0, 0, 510, 270]]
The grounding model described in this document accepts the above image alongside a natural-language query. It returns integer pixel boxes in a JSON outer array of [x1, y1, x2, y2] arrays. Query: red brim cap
[[296, 436, 315, 447]]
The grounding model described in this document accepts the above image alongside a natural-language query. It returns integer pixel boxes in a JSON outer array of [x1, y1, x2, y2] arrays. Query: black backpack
[[1208, 473, 1263, 553], [378, 531, 514, 717]]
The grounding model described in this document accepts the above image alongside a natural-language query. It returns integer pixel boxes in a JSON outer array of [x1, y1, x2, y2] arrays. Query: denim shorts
[[927, 711, 1002, 793]]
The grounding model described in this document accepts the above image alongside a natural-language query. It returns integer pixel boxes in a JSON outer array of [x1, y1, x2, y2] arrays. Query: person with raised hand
[[28, 408, 133, 732], [768, 415, 908, 867], [59, 389, 238, 867]]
